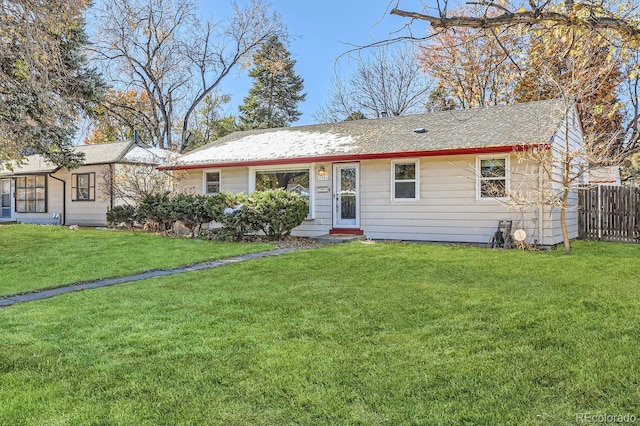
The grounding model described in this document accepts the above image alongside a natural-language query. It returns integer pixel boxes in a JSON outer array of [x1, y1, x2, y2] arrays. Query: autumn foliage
[[85, 90, 153, 145], [419, 22, 627, 155]]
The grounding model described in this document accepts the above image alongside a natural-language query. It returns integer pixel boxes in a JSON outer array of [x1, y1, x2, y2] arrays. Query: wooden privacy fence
[[578, 185, 640, 243]]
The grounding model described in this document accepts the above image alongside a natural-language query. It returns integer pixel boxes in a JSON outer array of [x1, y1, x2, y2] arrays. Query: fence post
[[597, 185, 602, 240]]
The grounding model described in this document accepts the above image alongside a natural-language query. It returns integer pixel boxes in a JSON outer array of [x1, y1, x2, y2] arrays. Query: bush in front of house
[[134, 189, 308, 240], [250, 189, 309, 240], [106, 205, 139, 229], [170, 193, 212, 237], [138, 192, 174, 233], [204, 192, 256, 241], [202, 190, 308, 241]]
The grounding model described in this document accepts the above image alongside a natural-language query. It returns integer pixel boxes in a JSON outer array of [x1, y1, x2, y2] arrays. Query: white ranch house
[[166, 99, 585, 246], [0, 142, 171, 226]]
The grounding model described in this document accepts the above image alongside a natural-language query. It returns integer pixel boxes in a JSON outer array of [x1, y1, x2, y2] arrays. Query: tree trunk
[[560, 101, 573, 255], [560, 186, 571, 254]]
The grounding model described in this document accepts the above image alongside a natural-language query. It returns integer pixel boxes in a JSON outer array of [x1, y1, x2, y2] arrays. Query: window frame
[[476, 155, 510, 201], [15, 175, 47, 213], [249, 164, 314, 219], [391, 159, 420, 201], [71, 172, 96, 202], [203, 169, 221, 195]]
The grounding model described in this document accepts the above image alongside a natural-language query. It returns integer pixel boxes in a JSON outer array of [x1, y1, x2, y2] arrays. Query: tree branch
[[390, 6, 640, 37]]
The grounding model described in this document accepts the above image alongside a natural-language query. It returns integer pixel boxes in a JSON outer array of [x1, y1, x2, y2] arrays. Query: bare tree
[[315, 46, 432, 122], [390, 0, 640, 37], [99, 164, 178, 206], [621, 50, 640, 155], [92, 0, 285, 152], [507, 31, 627, 253]]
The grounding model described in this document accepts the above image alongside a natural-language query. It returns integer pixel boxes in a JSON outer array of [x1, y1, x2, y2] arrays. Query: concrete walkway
[[0, 247, 300, 309]]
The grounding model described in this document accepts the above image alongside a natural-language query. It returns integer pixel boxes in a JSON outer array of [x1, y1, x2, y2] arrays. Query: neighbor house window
[[252, 168, 312, 217], [204, 171, 220, 194], [392, 160, 419, 200], [15, 175, 47, 213], [71, 173, 95, 201], [478, 157, 508, 199]]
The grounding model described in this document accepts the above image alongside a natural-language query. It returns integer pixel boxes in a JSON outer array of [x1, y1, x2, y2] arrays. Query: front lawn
[[0, 224, 272, 296], [1, 241, 639, 424]]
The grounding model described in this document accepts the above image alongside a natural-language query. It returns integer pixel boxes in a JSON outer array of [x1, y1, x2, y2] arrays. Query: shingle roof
[[173, 99, 567, 168], [0, 142, 172, 176]]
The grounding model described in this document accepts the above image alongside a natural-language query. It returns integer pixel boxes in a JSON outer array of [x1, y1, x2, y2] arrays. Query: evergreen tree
[[238, 36, 306, 130], [0, 0, 104, 168], [345, 111, 366, 121]]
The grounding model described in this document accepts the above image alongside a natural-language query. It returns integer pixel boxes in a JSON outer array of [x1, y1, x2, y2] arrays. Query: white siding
[[60, 165, 112, 226], [176, 170, 203, 194], [222, 168, 250, 194], [359, 155, 540, 244], [543, 106, 584, 245], [177, 168, 249, 195], [296, 163, 332, 237]]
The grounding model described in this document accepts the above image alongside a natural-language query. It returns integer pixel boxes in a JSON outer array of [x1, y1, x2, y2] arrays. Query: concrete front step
[[311, 234, 367, 244]]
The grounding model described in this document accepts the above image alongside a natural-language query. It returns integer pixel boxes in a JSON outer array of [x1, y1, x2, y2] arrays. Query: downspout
[[538, 162, 544, 246], [109, 163, 115, 210], [49, 174, 66, 225]]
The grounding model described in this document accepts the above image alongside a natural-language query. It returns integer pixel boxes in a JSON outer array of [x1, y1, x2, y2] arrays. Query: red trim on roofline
[[161, 144, 543, 170]]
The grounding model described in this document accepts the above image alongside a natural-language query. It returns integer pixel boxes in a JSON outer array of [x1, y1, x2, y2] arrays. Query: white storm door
[[1, 179, 10, 218], [333, 163, 360, 228]]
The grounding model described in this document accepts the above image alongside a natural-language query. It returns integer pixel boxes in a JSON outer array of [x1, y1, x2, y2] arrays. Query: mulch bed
[[238, 235, 327, 250]]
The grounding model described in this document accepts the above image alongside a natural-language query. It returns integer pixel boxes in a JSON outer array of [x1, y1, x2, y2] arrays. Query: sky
[[198, 1, 425, 125]]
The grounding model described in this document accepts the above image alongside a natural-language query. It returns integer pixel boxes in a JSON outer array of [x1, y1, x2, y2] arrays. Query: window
[[15, 175, 47, 213], [392, 160, 419, 200], [253, 168, 312, 217], [71, 173, 95, 201], [478, 157, 508, 199], [204, 171, 220, 194]]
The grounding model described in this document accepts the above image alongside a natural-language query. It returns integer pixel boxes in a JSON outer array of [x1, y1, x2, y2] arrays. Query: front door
[[333, 163, 359, 228], [1, 179, 10, 219]]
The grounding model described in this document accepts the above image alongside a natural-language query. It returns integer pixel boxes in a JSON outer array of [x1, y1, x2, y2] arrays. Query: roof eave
[[161, 144, 543, 171], [0, 166, 60, 176]]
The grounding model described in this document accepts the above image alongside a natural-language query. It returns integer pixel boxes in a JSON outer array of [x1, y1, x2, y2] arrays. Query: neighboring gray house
[[0, 142, 171, 226], [166, 100, 585, 246], [588, 166, 621, 186]]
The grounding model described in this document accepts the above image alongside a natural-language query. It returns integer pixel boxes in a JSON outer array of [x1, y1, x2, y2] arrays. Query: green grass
[[1, 240, 639, 424], [0, 224, 272, 296]]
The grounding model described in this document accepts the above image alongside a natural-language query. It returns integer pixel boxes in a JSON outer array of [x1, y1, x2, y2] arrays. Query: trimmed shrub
[[106, 205, 139, 229], [204, 192, 256, 241], [251, 189, 309, 240], [138, 192, 174, 233], [136, 189, 308, 241], [170, 193, 212, 237]]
